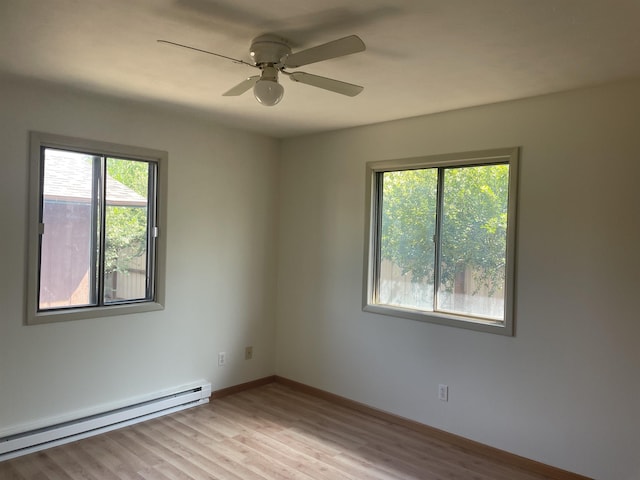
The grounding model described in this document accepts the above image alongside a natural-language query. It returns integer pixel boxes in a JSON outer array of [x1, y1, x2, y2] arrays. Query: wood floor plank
[[135, 465, 178, 480], [61, 441, 123, 480], [39, 445, 100, 480], [0, 382, 570, 479], [148, 418, 268, 480], [0, 461, 24, 480], [126, 423, 222, 479], [233, 432, 351, 480], [9, 451, 69, 480]]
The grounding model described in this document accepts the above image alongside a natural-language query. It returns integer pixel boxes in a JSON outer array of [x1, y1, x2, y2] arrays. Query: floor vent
[[0, 382, 212, 461]]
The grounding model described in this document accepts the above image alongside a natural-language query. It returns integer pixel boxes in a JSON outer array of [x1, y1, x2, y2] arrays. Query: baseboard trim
[[273, 376, 592, 480], [211, 375, 276, 399]]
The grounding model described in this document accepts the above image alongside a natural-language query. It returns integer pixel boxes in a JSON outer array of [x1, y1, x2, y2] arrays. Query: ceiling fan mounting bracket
[[250, 34, 291, 66]]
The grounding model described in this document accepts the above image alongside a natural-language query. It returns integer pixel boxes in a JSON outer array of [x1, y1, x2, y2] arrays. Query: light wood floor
[[0, 383, 556, 480]]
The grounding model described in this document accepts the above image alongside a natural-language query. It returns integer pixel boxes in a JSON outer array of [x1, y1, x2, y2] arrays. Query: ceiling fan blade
[[157, 39, 255, 68], [283, 35, 365, 68], [288, 72, 363, 97], [223, 76, 260, 96]]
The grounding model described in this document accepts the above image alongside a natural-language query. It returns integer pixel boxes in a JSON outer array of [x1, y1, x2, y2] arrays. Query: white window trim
[[363, 147, 519, 336], [27, 132, 168, 325]]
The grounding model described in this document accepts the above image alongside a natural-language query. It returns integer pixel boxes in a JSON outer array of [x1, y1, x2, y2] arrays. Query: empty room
[[0, 1, 639, 479]]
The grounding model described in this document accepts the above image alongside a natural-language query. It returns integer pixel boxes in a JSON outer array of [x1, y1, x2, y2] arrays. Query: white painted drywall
[[0, 76, 279, 435], [276, 80, 640, 480], [2, 73, 638, 479]]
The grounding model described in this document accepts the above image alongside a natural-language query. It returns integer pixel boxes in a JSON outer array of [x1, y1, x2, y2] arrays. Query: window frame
[[27, 132, 168, 325], [363, 147, 519, 336]]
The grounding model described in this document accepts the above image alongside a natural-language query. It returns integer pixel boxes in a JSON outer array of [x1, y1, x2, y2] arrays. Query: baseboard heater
[[0, 381, 212, 461]]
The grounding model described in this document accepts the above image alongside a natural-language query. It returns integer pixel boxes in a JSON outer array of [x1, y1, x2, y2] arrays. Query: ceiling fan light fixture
[[253, 79, 284, 106]]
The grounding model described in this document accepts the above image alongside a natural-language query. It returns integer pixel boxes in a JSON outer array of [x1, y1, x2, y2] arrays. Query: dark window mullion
[[94, 156, 107, 306], [146, 162, 157, 300], [36, 147, 47, 310], [433, 167, 445, 313], [372, 172, 385, 304]]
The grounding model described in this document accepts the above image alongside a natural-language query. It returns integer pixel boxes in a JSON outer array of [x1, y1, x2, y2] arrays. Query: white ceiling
[[1, 0, 639, 138]]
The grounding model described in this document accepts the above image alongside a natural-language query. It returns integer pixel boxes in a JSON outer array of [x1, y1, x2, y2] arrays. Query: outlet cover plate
[[438, 384, 448, 402]]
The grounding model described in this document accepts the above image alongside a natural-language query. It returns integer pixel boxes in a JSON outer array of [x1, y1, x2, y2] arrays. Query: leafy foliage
[[440, 165, 509, 294], [381, 169, 437, 281], [104, 158, 149, 275], [380, 164, 509, 293]]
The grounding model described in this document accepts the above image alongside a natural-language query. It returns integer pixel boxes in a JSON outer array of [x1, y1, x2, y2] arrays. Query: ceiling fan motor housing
[[250, 34, 291, 66]]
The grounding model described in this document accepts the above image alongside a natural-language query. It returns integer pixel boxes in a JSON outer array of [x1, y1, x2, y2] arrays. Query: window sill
[[27, 301, 164, 325], [363, 303, 513, 336]]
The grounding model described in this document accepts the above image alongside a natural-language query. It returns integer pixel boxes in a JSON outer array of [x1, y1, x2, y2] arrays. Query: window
[[27, 132, 167, 324], [363, 148, 518, 335]]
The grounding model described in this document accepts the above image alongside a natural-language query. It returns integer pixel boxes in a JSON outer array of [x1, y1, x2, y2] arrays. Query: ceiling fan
[[158, 34, 366, 106]]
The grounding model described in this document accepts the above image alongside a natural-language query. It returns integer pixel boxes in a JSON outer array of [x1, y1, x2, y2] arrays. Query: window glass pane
[[104, 158, 150, 303], [39, 149, 97, 309], [378, 169, 438, 309], [437, 164, 509, 320]]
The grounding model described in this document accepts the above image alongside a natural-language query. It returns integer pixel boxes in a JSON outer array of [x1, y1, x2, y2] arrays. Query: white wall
[[276, 80, 640, 480], [2, 73, 638, 480], [0, 76, 279, 434]]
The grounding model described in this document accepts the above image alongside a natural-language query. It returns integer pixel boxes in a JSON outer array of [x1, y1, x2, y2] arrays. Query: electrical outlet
[[438, 384, 448, 402], [218, 352, 226, 367], [245, 346, 253, 360]]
